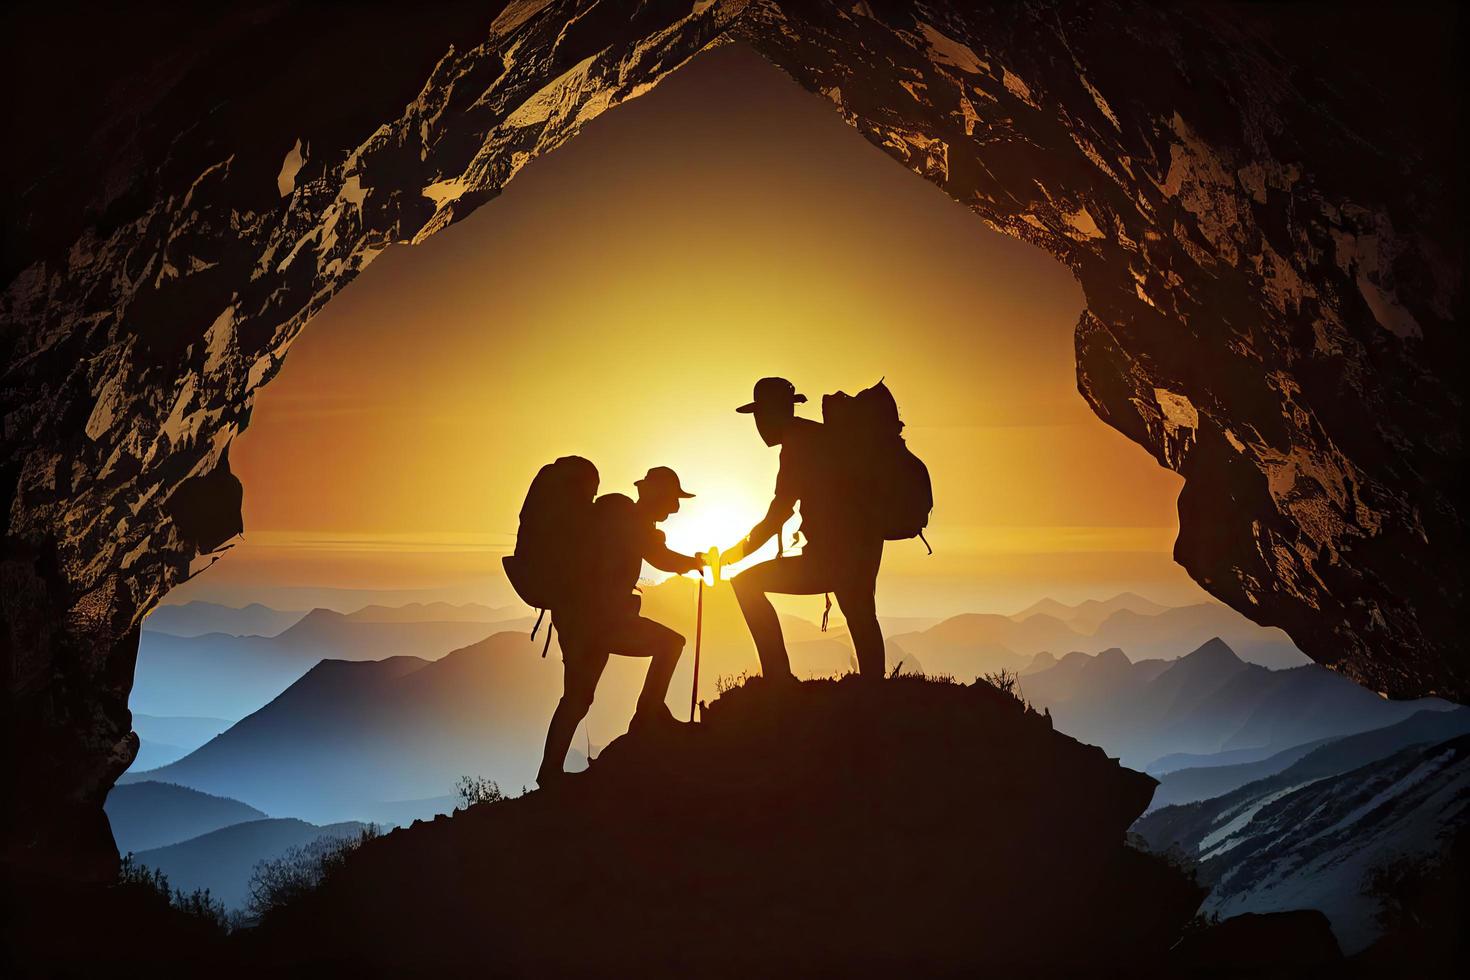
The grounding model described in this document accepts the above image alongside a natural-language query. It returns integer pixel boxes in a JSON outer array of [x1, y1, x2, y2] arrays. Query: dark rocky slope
[[244, 676, 1202, 975], [1, 1, 1461, 877]]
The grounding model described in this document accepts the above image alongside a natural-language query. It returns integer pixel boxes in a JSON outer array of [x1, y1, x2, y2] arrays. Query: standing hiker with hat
[[537, 466, 707, 786], [723, 378, 889, 683]]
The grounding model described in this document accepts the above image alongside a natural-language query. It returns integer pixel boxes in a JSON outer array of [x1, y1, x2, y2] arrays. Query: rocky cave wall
[[1, 0, 1462, 879], [734, 0, 1465, 694]]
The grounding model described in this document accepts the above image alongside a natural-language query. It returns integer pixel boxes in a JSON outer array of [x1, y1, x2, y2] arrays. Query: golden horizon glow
[[167, 43, 1210, 619]]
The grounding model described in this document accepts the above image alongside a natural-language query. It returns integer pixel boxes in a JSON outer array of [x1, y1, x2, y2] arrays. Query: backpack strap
[[918, 529, 933, 555], [531, 608, 554, 658]]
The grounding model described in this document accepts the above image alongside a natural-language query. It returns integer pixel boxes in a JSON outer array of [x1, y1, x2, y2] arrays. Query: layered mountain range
[[121, 609, 1441, 827], [124, 634, 570, 822], [1018, 639, 1451, 770], [893, 595, 1306, 677], [132, 608, 524, 719], [1146, 707, 1470, 811], [135, 817, 368, 912]]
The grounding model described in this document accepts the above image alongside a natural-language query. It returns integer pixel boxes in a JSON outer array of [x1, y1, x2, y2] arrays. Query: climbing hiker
[[531, 465, 707, 786], [723, 377, 931, 683]]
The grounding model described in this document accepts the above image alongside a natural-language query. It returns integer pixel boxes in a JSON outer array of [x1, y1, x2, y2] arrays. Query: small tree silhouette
[[979, 668, 1029, 709], [455, 775, 504, 810]]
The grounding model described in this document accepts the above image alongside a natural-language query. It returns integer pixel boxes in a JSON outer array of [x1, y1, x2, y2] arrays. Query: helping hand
[[721, 539, 746, 565]]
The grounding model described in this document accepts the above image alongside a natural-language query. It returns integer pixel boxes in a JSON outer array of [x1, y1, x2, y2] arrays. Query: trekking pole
[[691, 577, 703, 722], [690, 547, 720, 722]]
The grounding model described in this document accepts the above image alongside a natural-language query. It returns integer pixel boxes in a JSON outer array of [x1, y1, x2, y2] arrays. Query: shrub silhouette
[[247, 825, 381, 918], [455, 775, 505, 810], [118, 853, 229, 933]]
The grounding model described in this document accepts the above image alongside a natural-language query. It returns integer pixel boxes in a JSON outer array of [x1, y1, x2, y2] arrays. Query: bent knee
[[561, 689, 595, 713]]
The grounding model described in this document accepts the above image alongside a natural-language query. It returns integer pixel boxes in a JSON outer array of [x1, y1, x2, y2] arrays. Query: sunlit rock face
[[0, 0, 1461, 878]]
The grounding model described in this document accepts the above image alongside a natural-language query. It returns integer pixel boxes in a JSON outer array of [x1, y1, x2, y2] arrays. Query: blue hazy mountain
[[133, 817, 368, 910], [1147, 745, 1297, 774], [1019, 639, 1452, 770], [122, 634, 579, 822], [127, 714, 235, 772], [1145, 707, 1470, 811], [1134, 734, 1470, 953], [889, 598, 1307, 681], [132, 609, 528, 719], [106, 781, 266, 853]]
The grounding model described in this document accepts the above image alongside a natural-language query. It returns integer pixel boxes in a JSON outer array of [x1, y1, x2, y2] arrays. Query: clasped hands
[[687, 541, 744, 581]]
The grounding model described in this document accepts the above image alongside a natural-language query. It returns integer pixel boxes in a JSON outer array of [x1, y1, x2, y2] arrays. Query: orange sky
[[168, 43, 1207, 618]]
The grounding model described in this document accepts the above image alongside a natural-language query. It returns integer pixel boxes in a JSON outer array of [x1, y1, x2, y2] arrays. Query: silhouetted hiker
[[724, 377, 931, 683], [525, 465, 706, 786]]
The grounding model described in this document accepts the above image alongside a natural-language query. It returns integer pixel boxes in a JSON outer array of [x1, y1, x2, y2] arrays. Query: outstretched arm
[[734, 492, 796, 560], [645, 536, 704, 576]]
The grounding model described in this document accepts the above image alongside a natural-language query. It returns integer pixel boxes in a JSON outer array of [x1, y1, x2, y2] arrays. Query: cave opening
[[4, 3, 1461, 961], [118, 43, 1312, 839]]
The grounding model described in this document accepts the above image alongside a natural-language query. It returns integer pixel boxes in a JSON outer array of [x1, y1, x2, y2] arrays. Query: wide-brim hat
[[635, 466, 695, 499], [736, 376, 807, 413]]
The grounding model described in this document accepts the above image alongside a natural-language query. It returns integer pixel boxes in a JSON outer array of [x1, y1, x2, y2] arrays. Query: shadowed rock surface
[[244, 676, 1202, 974], [1170, 910, 1342, 975], [0, 0, 1461, 878]]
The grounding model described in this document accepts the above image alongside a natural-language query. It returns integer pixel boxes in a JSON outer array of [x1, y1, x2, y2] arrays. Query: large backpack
[[821, 381, 933, 551], [502, 456, 599, 654]]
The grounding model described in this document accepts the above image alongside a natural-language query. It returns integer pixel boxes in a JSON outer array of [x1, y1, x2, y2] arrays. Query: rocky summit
[[244, 676, 1202, 975]]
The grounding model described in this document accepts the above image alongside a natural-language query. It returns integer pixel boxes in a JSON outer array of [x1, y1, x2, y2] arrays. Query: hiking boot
[[760, 669, 799, 690], [630, 702, 684, 735]]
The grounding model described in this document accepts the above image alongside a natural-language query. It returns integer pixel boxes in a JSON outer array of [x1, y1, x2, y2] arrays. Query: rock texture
[[1, 0, 1462, 878]]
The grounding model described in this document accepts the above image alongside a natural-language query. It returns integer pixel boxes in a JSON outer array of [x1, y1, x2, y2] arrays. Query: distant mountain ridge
[[1145, 708, 1470, 811], [134, 817, 368, 910], [132, 591, 1302, 729], [131, 612, 522, 719], [105, 781, 266, 853], [1019, 639, 1452, 769], [891, 597, 1307, 680], [1012, 592, 1169, 632], [143, 601, 306, 638], [127, 714, 235, 772], [123, 636, 576, 822]]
